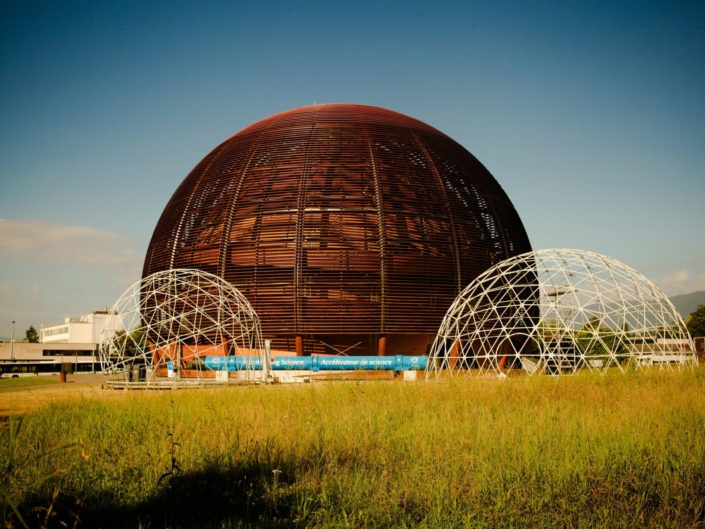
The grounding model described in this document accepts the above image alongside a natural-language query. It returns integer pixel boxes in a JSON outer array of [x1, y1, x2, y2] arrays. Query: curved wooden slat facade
[[143, 104, 531, 355]]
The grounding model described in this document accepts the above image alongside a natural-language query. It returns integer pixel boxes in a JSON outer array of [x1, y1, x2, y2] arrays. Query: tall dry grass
[[2, 367, 704, 528]]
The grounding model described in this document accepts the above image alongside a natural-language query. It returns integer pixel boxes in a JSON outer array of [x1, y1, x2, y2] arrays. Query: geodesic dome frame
[[427, 249, 697, 377], [99, 269, 265, 386]]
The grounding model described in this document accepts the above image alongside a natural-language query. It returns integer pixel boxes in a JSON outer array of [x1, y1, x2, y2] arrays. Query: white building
[[41, 311, 123, 344]]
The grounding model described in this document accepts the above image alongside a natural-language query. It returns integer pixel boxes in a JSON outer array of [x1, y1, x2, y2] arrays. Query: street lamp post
[[11, 320, 16, 363]]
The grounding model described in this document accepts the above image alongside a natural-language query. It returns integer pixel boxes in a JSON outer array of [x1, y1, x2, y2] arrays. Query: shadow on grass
[[11, 461, 309, 529]]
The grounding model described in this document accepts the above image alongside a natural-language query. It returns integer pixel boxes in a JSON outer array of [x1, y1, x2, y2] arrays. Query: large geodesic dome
[[427, 249, 697, 376], [100, 269, 264, 386]]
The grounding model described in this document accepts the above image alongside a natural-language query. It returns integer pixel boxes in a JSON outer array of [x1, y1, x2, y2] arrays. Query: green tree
[[686, 304, 705, 337], [108, 327, 147, 358], [576, 317, 624, 358], [25, 325, 39, 343]]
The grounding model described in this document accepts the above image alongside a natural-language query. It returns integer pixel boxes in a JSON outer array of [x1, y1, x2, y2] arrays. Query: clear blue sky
[[1, 0, 704, 338]]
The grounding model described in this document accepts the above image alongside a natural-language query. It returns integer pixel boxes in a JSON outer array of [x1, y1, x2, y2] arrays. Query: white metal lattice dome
[[99, 269, 264, 385], [426, 249, 697, 377]]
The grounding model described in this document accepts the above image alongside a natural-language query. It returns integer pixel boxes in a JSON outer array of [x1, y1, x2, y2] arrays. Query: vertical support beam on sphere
[[412, 132, 462, 293], [218, 136, 261, 277], [176, 341, 182, 381], [378, 335, 387, 356], [295, 335, 304, 356], [449, 340, 460, 369], [294, 124, 316, 333], [169, 142, 229, 269], [366, 135, 387, 331], [263, 339, 272, 382]]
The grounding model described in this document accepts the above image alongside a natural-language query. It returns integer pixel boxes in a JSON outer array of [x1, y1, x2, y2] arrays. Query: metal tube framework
[[99, 269, 264, 386], [426, 249, 698, 377]]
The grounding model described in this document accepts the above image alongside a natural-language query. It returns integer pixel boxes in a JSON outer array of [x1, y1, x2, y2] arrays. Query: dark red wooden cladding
[[143, 104, 531, 354]]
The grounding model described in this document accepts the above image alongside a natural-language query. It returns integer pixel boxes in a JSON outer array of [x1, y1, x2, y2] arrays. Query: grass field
[[0, 377, 59, 391], [2, 368, 704, 528]]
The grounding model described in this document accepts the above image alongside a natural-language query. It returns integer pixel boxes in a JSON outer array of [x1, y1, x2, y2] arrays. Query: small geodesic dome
[[427, 249, 696, 376], [99, 269, 264, 386]]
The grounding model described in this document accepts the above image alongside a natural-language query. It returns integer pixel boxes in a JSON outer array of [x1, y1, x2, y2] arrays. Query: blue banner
[[203, 355, 427, 372]]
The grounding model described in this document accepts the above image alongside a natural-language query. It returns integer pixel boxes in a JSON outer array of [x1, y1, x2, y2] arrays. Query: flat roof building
[[41, 311, 123, 344], [0, 342, 100, 376]]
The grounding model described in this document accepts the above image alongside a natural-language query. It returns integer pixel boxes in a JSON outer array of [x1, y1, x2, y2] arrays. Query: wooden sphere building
[[143, 104, 531, 356]]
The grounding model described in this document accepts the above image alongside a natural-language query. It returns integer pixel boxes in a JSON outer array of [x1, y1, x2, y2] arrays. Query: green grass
[[0, 376, 59, 390], [2, 368, 705, 528]]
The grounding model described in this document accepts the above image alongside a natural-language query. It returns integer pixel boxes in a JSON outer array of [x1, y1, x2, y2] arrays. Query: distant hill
[[670, 290, 705, 319]]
